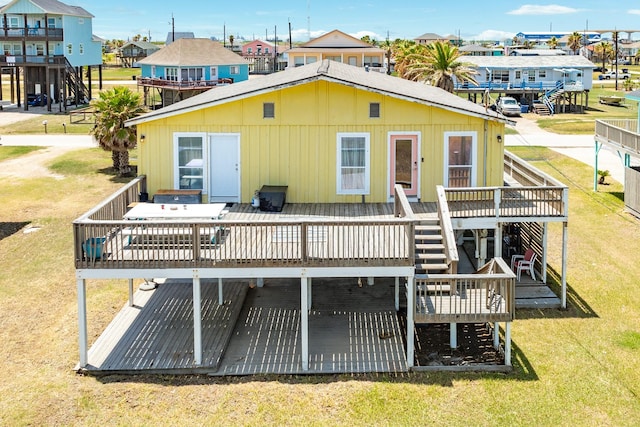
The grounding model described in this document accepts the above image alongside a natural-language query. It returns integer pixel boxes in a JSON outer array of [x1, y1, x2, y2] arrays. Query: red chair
[[510, 249, 537, 281]]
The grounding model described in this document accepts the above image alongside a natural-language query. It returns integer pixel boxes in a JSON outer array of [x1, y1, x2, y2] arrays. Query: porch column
[[542, 223, 548, 283], [128, 278, 134, 307], [450, 323, 457, 349], [493, 322, 500, 349], [494, 224, 502, 258], [193, 276, 202, 365], [505, 322, 512, 366], [218, 278, 223, 305], [301, 275, 309, 371], [394, 277, 400, 311], [77, 278, 88, 367], [307, 278, 312, 308], [406, 275, 415, 367], [561, 222, 568, 309]]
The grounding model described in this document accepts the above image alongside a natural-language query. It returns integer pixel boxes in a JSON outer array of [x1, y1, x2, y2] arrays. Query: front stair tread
[[415, 234, 443, 241], [416, 263, 449, 271], [415, 253, 447, 260], [415, 243, 445, 251], [415, 224, 441, 231]]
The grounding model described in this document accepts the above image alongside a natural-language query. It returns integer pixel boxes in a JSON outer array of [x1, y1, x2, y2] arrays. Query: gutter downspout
[[483, 119, 488, 186]]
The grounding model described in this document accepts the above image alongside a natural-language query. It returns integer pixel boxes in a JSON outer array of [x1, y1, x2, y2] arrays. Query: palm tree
[[392, 39, 425, 79], [402, 40, 477, 92], [594, 42, 614, 71], [547, 36, 558, 50], [567, 31, 582, 55], [91, 87, 146, 176]]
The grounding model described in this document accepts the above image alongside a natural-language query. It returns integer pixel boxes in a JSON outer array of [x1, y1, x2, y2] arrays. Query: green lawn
[[0, 146, 639, 425]]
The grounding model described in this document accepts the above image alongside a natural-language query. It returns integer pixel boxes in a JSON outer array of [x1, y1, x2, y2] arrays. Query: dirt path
[[0, 145, 81, 179]]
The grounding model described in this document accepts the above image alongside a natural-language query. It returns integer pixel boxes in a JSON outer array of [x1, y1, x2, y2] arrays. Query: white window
[[35, 44, 44, 56], [174, 133, 206, 191], [306, 56, 317, 64], [336, 133, 370, 194], [166, 67, 178, 81], [229, 65, 239, 75], [180, 67, 204, 81], [515, 70, 521, 79], [294, 56, 304, 66], [66, 43, 72, 55], [444, 132, 477, 187], [47, 18, 56, 28], [247, 47, 252, 54], [79, 43, 84, 55], [538, 70, 546, 78], [8, 17, 19, 28]]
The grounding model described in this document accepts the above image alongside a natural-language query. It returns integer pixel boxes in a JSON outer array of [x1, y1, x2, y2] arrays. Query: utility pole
[[171, 13, 175, 42]]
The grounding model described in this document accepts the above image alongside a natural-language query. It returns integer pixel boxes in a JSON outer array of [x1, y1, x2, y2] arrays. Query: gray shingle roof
[[137, 38, 245, 67], [127, 60, 506, 127], [0, 0, 93, 17]]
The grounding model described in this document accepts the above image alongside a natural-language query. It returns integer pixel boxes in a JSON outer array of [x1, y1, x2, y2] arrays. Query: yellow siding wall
[[137, 80, 505, 203]]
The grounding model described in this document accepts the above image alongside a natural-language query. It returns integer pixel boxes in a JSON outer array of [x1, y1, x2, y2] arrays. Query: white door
[[209, 134, 240, 202], [210, 66, 218, 83]]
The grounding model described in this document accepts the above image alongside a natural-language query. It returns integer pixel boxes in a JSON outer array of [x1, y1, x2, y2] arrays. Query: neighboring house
[[456, 55, 595, 114], [459, 44, 500, 57], [117, 40, 160, 68], [509, 49, 566, 56], [165, 31, 194, 45], [414, 32, 446, 45], [73, 60, 570, 375], [284, 29, 386, 72], [136, 38, 249, 107], [0, 0, 101, 110], [241, 39, 278, 74]]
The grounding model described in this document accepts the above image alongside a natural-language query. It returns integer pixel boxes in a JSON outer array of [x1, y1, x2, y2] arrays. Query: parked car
[[27, 93, 47, 106], [593, 66, 608, 73], [496, 96, 521, 117], [599, 69, 630, 80]]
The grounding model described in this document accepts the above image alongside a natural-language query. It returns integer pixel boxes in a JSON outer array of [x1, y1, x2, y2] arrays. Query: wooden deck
[[83, 278, 408, 375]]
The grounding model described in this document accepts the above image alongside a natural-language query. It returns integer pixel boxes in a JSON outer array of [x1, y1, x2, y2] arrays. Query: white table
[[124, 202, 226, 220]]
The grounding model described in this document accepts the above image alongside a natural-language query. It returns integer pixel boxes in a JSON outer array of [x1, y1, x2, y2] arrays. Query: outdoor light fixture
[[497, 135, 502, 143], [42, 120, 48, 134], [140, 134, 146, 142]]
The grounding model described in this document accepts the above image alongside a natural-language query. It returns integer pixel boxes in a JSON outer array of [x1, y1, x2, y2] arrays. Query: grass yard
[[0, 145, 639, 425]]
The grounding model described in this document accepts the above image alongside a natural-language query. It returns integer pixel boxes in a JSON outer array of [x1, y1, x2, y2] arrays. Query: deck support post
[[494, 224, 502, 258], [406, 276, 415, 368], [301, 275, 309, 371], [542, 223, 548, 284], [128, 279, 134, 307], [493, 322, 500, 349], [77, 278, 88, 368], [450, 323, 457, 349], [257, 278, 264, 287], [307, 278, 312, 308], [394, 277, 400, 311], [193, 276, 202, 365], [561, 221, 568, 309], [218, 278, 223, 305], [367, 277, 374, 286], [505, 322, 512, 366]]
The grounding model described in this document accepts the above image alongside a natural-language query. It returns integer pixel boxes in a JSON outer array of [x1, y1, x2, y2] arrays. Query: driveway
[[505, 115, 633, 184]]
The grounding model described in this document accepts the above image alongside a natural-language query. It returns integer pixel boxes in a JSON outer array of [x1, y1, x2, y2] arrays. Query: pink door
[[390, 134, 419, 197]]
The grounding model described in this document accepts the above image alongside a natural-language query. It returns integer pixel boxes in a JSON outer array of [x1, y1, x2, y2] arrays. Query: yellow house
[[284, 29, 387, 71], [127, 60, 508, 204]]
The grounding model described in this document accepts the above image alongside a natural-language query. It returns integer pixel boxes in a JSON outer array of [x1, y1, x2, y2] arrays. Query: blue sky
[[85, 1, 640, 43]]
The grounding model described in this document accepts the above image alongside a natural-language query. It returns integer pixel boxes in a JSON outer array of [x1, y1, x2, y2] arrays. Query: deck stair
[[64, 58, 90, 105], [414, 219, 449, 275]]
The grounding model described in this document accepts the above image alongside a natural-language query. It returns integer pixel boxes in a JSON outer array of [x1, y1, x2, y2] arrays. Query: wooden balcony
[[595, 119, 640, 155], [137, 77, 233, 91], [0, 27, 63, 41], [0, 54, 66, 67]]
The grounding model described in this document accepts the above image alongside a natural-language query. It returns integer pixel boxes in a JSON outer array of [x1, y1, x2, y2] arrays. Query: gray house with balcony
[[456, 55, 596, 115]]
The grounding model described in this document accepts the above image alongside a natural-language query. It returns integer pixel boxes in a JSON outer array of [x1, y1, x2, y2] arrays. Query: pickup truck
[[599, 69, 631, 80]]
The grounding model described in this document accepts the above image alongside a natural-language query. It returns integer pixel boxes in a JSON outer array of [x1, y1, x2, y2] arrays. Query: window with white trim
[[180, 67, 204, 82], [166, 67, 178, 81], [229, 65, 239, 74], [174, 133, 206, 191], [444, 132, 477, 187], [336, 133, 370, 194], [306, 56, 317, 64]]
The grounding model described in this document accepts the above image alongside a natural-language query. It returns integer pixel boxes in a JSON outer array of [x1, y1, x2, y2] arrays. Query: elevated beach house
[[136, 38, 249, 107], [74, 60, 569, 375], [456, 55, 595, 115], [0, 0, 102, 110]]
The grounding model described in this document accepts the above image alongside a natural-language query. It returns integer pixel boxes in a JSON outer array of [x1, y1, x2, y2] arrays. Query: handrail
[[393, 184, 414, 218], [75, 175, 146, 222], [595, 119, 640, 155], [504, 150, 566, 187], [414, 257, 515, 323], [435, 185, 459, 274]]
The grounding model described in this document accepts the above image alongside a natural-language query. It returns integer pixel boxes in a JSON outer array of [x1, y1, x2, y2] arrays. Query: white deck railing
[[595, 119, 640, 154]]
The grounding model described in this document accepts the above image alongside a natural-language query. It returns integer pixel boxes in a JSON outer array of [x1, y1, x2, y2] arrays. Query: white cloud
[[507, 4, 579, 15], [349, 31, 385, 42], [629, 9, 640, 15], [290, 28, 327, 42], [468, 30, 516, 42]]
